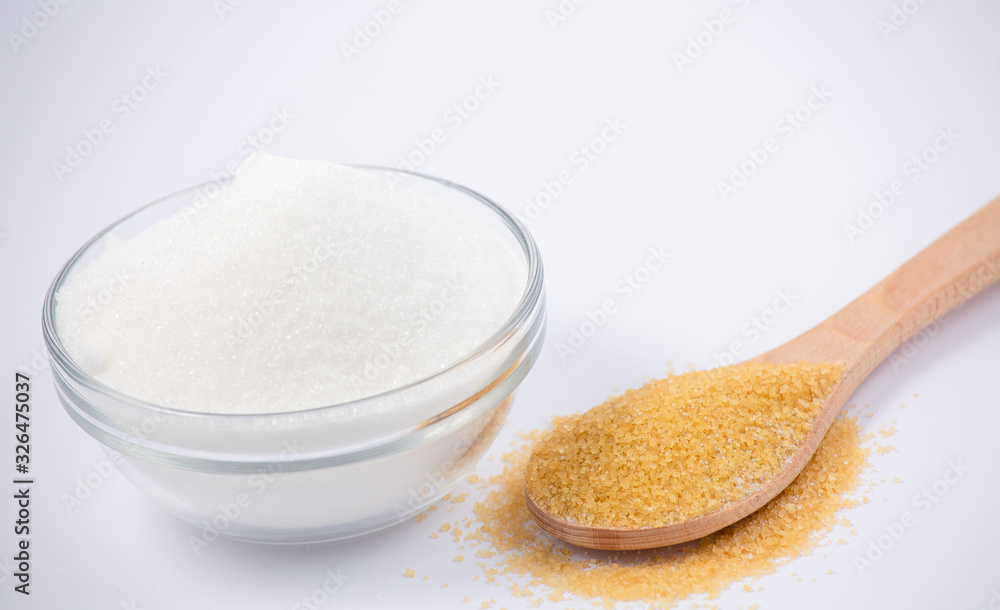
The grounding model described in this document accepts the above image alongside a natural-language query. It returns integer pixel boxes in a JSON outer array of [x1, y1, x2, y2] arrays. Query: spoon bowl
[[527, 195, 1000, 550]]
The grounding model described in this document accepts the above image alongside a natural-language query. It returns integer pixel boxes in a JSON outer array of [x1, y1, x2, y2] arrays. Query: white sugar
[[55, 153, 526, 414]]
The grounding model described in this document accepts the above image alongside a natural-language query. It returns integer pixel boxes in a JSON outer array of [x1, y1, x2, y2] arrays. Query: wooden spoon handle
[[526, 195, 1000, 552], [761, 196, 1000, 392]]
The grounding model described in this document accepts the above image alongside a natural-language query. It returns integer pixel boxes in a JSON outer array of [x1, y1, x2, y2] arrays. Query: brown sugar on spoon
[[525, 362, 843, 530], [526, 194, 1000, 551]]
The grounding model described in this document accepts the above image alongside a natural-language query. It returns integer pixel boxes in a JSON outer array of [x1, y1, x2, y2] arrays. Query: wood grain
[[527, 195, 1000, 550]]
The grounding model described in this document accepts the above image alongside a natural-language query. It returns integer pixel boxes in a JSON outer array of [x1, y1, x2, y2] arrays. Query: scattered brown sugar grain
[[468, 413, 871, 608], [525, 362, 844, 529]]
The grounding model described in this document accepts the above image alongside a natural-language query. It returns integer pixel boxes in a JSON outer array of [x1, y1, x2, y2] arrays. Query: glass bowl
[[42, 166, 545, 544]]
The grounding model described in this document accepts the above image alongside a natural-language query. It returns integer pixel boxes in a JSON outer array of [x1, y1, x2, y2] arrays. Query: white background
[[2, 1, 1000, 608]]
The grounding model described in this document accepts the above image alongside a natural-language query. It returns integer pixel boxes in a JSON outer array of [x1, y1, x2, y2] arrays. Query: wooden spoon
[[526, 195, 1000, 551]]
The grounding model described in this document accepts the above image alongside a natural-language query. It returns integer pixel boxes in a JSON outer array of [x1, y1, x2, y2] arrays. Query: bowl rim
[[41, 164, 545, 428]]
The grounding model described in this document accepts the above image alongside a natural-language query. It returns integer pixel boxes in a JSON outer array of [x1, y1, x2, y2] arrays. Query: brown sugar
[[467, 410, 870, 608], [525, 362, 844, 528]]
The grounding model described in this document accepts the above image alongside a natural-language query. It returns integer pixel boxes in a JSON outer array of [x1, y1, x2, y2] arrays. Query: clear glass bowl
[[42, 167, 545, 544]]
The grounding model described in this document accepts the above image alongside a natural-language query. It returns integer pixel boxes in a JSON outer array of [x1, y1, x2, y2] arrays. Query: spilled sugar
[[55, 152, 526, 414], [452, 411, 871, 608], [526, 362, 844, 528], [398, 364, 887, 607]]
